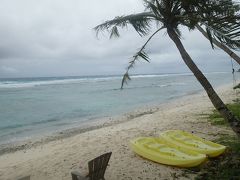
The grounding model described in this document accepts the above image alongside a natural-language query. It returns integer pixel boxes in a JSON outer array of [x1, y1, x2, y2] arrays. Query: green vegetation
[[195, 100, 240, 180], [195, 136, 240, 180], [208, 102, 240, 126], [233, 83, 240, 90]]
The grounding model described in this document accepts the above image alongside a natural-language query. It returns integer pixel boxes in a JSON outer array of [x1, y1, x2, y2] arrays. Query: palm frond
[[204, 23, 240, 50], [94, 12, 156, 37], [206, 26, 214, 49], [206, 1, 240, 40], [121, 27, 163, 89], [180, 0, 240, 50], [110, 26, 120, 38], [144, 0, 161, 18]]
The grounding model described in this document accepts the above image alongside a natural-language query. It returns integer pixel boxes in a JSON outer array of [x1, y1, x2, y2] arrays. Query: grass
[[208, 102, 240, 125], [233, 83, 240, 89], [194, 100, 240, 180], [195, 135, 240, 180]]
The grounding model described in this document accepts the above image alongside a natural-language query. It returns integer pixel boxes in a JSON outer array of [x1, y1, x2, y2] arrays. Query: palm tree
[[196, 24, 240, 65], [95, 0, 240, 136], [177, 0, 240, 64], [187, 0, 240, 65]]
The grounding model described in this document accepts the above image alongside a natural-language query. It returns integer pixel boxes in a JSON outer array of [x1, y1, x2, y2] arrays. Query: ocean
[[0, 72, 239, 145]]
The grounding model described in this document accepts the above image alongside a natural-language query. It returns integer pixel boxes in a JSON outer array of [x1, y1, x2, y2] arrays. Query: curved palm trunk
[[167, 28, 240, 137], [196, 24, 240, 65]]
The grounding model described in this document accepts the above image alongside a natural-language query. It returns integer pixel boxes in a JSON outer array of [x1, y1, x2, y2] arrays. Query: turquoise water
[[0, 72, 238, 145]]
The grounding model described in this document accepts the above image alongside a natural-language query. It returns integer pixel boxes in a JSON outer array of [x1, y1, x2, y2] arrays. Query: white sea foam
[[157, 82, 186, 87], [131, 73, 193, 79], [0, 72, 229, 88], [0, 76, 122, 88]]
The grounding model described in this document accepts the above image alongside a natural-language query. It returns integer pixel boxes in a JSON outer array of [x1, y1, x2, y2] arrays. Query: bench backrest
[[88, 152, 112, 180]]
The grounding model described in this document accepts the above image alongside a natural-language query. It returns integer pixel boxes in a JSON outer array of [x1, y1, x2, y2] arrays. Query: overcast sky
[[0, 0, 239, 78]]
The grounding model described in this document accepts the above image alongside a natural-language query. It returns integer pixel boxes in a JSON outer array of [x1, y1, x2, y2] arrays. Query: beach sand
[[0, 84, 238, 180]]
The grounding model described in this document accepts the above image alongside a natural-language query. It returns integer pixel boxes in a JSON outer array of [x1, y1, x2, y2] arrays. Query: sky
[[0, 0, 239, 78]]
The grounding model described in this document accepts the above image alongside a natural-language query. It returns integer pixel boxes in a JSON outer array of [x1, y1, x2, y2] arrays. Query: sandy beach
[[0, 84, 238, 180]]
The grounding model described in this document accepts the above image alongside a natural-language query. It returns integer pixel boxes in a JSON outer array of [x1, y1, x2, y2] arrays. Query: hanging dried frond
[[121, 27, 163, 88]]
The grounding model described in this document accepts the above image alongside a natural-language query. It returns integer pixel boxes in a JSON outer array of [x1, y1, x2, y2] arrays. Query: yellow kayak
[[130, 137, 206, 167], [160, 130, 226, 157]]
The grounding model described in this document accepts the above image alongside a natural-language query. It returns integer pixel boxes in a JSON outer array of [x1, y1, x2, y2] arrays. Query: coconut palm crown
[[187, 0, 240, 49], [94, 0, 240, 136], [191, 0, 240, 65]]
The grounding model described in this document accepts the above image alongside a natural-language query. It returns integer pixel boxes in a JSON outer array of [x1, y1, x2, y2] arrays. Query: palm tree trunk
[[167, 28, 240, 137], [196, 24, 240, 65]]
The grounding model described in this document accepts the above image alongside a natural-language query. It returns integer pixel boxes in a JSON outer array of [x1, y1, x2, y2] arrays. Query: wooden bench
[[71, 152, 112, 180]]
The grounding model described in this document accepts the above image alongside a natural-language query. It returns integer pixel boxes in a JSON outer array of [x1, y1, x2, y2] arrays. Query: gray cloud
[[0, 0, 239, 78]]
